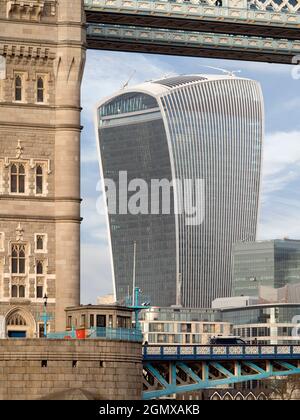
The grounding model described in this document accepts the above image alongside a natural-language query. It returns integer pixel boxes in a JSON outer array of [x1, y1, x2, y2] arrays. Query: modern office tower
[[232, 239, 300, 297], [96, 75, 264, 308]]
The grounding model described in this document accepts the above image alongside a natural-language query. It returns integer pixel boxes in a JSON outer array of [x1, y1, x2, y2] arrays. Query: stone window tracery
[[35, 234, 47, 253], [36, 236, 44, 251], [11, 244, 26, 274], [14, 74, 22, 101], [36, 285, 44, 298], [2, 142, 51, 197], [7, 312, 27, 326], [11, 284, 26, 298], [37, 76, 45, 103], [36, 260, 43, 275], [10, 163, 25, 194], [36, 164, 43, 194], [11, 285, 17, 298]]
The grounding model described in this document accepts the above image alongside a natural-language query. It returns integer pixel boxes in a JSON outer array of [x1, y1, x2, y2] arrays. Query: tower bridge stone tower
[[0, 0, 86, 335]]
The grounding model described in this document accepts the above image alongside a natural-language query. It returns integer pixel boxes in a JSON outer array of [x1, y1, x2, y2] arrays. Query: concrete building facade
[[140, 306, 232, 345], [0, 0, 85, 335]]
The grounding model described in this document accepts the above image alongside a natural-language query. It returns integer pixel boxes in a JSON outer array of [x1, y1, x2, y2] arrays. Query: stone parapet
[[0, 338, 142, 399]]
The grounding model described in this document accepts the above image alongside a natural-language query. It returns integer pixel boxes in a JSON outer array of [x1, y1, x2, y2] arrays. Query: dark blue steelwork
[[142, 345, 300, 399]]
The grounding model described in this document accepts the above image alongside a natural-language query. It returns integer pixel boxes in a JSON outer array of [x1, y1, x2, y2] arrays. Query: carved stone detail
[[249, 0, 300, 13], [0, 44, 55, 61], [16, 223, 24, 242], [7, 0, 45, 21], [16, 140, 23, 159], [11, 276, 26, 285]]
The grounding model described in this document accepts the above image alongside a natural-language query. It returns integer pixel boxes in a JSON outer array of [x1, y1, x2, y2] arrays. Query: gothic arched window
[[37, 77, 44, 103], [36, 165, 43, 194], [11, 285, 18, 298], [36, 261, 43, 275], [7, 312, 27, 326], [15, 75, 22, 101], [36, 235, 44, 251], [11, 163, 25, 194], [11, 244, 26, 274], [19, 285, 25, 298]]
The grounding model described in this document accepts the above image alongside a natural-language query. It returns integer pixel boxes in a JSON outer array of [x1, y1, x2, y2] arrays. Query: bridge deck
[[143, 344, 300, 360], [142, 345, 300, 398]]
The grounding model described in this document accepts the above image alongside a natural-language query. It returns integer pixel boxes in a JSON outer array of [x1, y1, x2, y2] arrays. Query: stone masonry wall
[[0, 0, 85, 333], [0, 339, 143, 400]]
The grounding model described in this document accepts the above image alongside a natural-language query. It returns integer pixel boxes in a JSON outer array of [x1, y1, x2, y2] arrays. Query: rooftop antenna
[[201, 65, 241, 77], [176, 272, 182, 307], [122, 70, 136, 89], [132, 241, 137, 306], [161, 73, 174, 79], [145, 73, 175, 83]]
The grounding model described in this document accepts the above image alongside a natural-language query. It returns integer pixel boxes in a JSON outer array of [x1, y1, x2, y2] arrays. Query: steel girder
[[143, 359, 300, 399]]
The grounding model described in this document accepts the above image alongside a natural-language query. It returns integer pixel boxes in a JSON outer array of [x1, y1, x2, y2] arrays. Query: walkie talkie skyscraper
[[96, 75, 264, 308]]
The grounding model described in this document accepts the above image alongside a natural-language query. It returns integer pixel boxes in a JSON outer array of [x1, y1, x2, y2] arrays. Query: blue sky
[[80, 49, 300, 304]]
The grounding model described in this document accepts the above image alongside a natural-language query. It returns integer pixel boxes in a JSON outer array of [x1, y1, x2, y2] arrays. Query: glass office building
[[221, 303, 300, 345], [232, 239, 300, 297], [96, 75, 264, 307]]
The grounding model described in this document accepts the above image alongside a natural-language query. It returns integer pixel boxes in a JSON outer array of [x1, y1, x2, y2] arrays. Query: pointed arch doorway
[[5, 308, 36, 338]]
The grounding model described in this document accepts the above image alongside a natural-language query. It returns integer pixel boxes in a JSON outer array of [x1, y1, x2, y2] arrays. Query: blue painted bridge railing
[[142, 345, 300, 399], [143, 344, 300, 361], [90, 327, 143, 342], [47, 327, 143, 342]]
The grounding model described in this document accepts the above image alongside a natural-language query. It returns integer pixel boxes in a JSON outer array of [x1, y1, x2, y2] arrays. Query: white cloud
[[263, 131, 300, 177], [81, 50, 175, 117], [259, 130, 300, 239], [258, 203, 300, 240], [262, 169, 299, 197], [260, 131, 300, 201]]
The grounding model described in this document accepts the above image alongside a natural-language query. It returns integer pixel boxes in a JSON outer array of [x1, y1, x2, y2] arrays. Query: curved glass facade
[[99, 92, 158, 118], [97, 76, 263, 308], [161, 78, 263, 307], [98, 93, 177, 306]]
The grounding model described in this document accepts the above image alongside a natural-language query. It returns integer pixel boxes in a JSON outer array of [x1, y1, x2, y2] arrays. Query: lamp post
[[43, 293, 48, 338], [131, 287, 150, 331]]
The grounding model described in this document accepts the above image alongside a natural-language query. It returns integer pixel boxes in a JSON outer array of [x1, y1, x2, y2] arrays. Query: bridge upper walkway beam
[[84, 0, 300, 35], [84, 0, 300, 63]]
